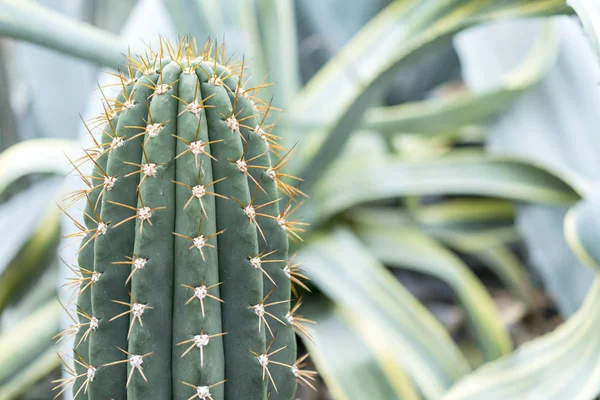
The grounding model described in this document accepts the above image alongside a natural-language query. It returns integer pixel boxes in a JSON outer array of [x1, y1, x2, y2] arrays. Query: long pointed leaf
[[299, 227, 470, 399], [312, 152, 582, 223], [354, 220, 513, 361], [443, 276, 600, 400], [292, 0, 570, 191], [302, 297, 421, 400], [0, 0, 126, 66]]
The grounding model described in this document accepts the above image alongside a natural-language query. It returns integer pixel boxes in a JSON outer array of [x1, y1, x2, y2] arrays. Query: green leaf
[[565, 195, 600, 272], [299, 227, 470, 399], [312, 152, 581, 224], [347, 207, 534, 308], [455, 17, 600, 314], [437, 232, 536, 309], [0, 300, 60, 385], [443, 276, 600, 400], [410, 199, 515, 226], [302, 297, 421, 400], [258, 0, 300, 110], [568, 0, 600, 60], [292, 0, 570, 192], [290, 21, 558, 137], [353, 218, 513, 361], [0, 138, 76, 194], [0, 0, 126, 67], [0, 348, 59, 400], [0, 193, 60, 313]]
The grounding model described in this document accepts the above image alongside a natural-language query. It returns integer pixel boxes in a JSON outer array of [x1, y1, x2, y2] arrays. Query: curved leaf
[[0, 0, 126, 67], [347, 207, 534, 308], [568, 0, 600, 60], [354, 219, 512, 361], [439, 234, 536, 309], [0, 300, 60, 385], [290, 22, 558, 137], [443, 277, 600, 400], [299, 227, 470, 399], [259, 0, 300, 110], [455, 17, 600, 314], [0, 347, 59, 399], [312, 153, 581, 223], [565, 195, 600, 272], [302, 297, 420, 400], [292, 0, 570, 191], [411, 199, 515, 226], [0, 138, 76, 194]]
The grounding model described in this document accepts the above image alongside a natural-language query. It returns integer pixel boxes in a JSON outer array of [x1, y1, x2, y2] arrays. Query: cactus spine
[[57, 39, 312, 400]]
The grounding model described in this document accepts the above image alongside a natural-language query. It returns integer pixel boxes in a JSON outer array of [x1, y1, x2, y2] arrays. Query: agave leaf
[[439, 232, 536, 309], [455, 17, 600, 314], [568, 0, 600, 60], [301, 297, 421, 400], [0, 348, 60, 400], [258, 0, 300, 110], [292, 21, 558, 137], [0, 300, 60, 385], [162, 0, 209, 40], [0, 138, 76, 194], [292, 0, 570, 191], [410, 199, 515, 226], [0, 0, 126, 67], [312, 152, 582, 224], [348, 207, 534, 309], [565, 195, 600, 271], [299, 227, 470, 399], [295, 0, 391, 82], [443, 276, 600, 400], [353, 217, 512, 362], [0, 180, 61, 313]]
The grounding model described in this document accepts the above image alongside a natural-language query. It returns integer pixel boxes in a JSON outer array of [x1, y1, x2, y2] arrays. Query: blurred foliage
[[1, 0, 600, 399]]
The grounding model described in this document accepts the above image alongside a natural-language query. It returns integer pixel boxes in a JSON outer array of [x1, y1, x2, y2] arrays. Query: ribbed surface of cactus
[[58, 39, 311, 400]]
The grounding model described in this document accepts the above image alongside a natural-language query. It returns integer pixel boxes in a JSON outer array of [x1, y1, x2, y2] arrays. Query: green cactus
[[56, 39, 313, 400]]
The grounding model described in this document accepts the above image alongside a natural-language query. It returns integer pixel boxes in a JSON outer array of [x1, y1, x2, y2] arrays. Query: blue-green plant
[[55, 38, 312, 400]]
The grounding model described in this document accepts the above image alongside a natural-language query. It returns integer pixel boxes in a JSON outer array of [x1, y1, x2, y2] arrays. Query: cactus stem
[[172, 220, 224, 261], [291, 354, 318, 391], [52, 352, 95, 399], [249, 341, 289, 394], [286, 298, 315, 341], [107, 192, 166, 235], [123, 158, 163, 187], [109, 295, 153, 339], [171, 159, 228, 213], [177, 330, 228, 367], [248, 249, 285, 286], [229, 142, 269, 192], [231, 187, 282, 243], [172, 83, 215, 118], [250, 145, 306, 198], [284, 259, 312, 296], [59, 202, 108, 253], [180, 379, 227, 400], [112, 254, 148, 284], [102, 347, 153, 387], [249, 287, 290, 338], [181, 282, 224, 317], [173, 121, 222, 166], [276, 196, 308, 242]]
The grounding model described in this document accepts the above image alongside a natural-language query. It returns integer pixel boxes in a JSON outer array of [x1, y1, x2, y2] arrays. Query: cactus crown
[[56, 38, 314, 400]]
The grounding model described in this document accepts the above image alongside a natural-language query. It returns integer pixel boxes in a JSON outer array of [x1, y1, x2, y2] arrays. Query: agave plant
[[2, 0, 600, 399]]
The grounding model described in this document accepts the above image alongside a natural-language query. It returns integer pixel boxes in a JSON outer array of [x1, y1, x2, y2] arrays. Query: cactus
[[55, 39, 314, 400]]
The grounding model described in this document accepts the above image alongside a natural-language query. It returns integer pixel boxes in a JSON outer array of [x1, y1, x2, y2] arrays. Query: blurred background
[[2, 0, 600, 399]]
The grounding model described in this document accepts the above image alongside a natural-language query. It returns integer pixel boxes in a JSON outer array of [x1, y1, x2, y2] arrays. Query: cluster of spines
[[54, 38, 316, 400]]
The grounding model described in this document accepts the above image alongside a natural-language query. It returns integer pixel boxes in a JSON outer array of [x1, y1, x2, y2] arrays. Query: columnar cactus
[[56, 39, 314, 400]]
